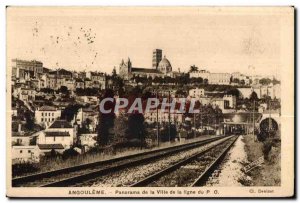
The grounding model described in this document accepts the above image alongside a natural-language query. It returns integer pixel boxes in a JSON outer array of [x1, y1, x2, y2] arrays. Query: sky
[[7, 7, 289, 78]]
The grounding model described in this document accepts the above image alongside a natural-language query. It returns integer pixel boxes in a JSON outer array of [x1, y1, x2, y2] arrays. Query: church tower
[[152, 49, 162, 69], [119, 58, 132, 79]]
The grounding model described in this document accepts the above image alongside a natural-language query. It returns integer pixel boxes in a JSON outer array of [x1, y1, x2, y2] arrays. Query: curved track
[[13, 136, 227, 187]]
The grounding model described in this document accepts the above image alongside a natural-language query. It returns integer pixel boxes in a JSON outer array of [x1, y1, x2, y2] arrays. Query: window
[[41, 118, 43, 122], [28, 150, 31, 153], [20, 150, 22, 153], [42, 113, 43, 116], [52, 118, 54, 121], [52, 113, 54, 116]]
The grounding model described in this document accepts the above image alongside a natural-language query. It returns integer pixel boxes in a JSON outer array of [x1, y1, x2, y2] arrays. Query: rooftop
[[49, 68, 72, 76], [132, 67, 162, 74], [44, 131, 70, 137], [49, 120, 73, 129], [38, 105, 57, 111], [38, 144, 64, 150]]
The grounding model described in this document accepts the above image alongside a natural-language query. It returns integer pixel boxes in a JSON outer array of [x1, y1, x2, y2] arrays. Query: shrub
[[12, 162, 39, 177]]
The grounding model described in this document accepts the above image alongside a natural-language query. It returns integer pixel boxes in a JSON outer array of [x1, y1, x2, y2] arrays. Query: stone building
[[119, 49, 175, 79]]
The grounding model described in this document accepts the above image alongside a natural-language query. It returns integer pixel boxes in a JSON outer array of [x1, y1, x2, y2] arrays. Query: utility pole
[[156, 91, 159, 147], [207, 118, 210, 136], [215, 115, 217, 136], [253, 100, 255, 140], [193, 112, 196, 138], [268, 98, 272, 138], [168, 90, 171, 142]]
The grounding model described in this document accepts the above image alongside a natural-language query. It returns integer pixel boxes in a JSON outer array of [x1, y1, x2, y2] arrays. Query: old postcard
[[6, 7, 294, 198]]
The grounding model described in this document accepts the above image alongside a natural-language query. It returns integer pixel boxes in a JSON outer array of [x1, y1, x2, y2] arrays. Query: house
[[76, 96, 99, 105], [35, 105, 61, 128], [12, 145, 40, 164], [12, 132, 32, 146], [37, 120, 77, 149], [79, 133, 97, 152], [223, 95, 237, 109], [13, 87, 36, 102], [144, 108, 184, 125], [75, 79, 85, 89], [38, 144, 65, 155], [76, 107, 99, 132], [64, 79, 75, 91], [11, 122, 37, 146], [84, 79, 102, 89], [86, 71, 106, 89], [189, 88, 205, 99]]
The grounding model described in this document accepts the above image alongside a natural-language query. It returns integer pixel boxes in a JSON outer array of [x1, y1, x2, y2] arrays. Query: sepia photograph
[[6, 6, 294, 198]]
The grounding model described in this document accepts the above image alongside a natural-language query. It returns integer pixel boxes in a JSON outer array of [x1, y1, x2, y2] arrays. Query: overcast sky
[[7, 7, 290, 78]]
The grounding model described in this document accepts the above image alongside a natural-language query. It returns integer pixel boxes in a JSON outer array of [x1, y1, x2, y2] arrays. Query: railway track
[[13, 135, 227, 187], [79, 135, 237, 187], [130, 135, 239, 187]]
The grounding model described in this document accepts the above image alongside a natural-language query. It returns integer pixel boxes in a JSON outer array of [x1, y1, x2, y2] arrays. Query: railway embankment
[[242, 134, 281, 186]]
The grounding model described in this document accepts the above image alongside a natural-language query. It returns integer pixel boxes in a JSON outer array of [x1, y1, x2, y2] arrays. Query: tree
[[61, 104, 83, 122], [81, 118, 92, 132], [226, 88, 240, 98], [97, 89, 116, 145], [40, 88, 55, 94], [59, 86, 68, 94], [259, 78, 272, 86], [232, 78, 240, 84], [160, 124, 177, 142], [24, 110, 34, 131], [112, 112, 129, 146], [128, 112, 146, 148], [189, 65, 199, 73], [112, 67, 117, 78], [250, 91, 258, 101]]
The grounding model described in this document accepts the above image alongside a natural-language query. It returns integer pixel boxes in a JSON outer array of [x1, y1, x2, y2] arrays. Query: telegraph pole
[[207, 118, 210, 136], [268, 98, 272, 138], [193, 112, 196, 138], [253, 100, 255, 140], [168, 90, 171, 142], [156, 91, 159, 147], [215, 115, 217, 136]]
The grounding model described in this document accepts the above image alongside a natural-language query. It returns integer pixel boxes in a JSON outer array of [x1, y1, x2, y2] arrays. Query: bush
[[12, 162, 39, 177], [62, 148, 80, 160]]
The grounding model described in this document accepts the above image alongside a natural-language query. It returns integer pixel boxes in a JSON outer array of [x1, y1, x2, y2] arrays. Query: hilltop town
[[10, 49, 281, 176]]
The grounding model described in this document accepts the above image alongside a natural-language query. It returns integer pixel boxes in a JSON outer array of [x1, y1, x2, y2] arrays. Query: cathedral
[[119, 49, 179, 80]]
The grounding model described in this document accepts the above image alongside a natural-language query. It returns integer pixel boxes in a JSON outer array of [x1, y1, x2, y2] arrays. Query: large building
[[208, 73, 231, 85], [12, 59, 44, 81], [35, 106, 62, 128], [144, 108, 184, 125], [190, 70, 235, 85], [119, 49, 174, 79], [189, 70, 210, 80]]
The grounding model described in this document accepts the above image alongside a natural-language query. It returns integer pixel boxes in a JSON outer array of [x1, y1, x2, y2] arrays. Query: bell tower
[[152, 49, 162, 69]]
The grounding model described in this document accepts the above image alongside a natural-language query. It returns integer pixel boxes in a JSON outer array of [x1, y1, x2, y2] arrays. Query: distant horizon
[[7, 7, 282, 79], [10, 57, 279, 79]]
